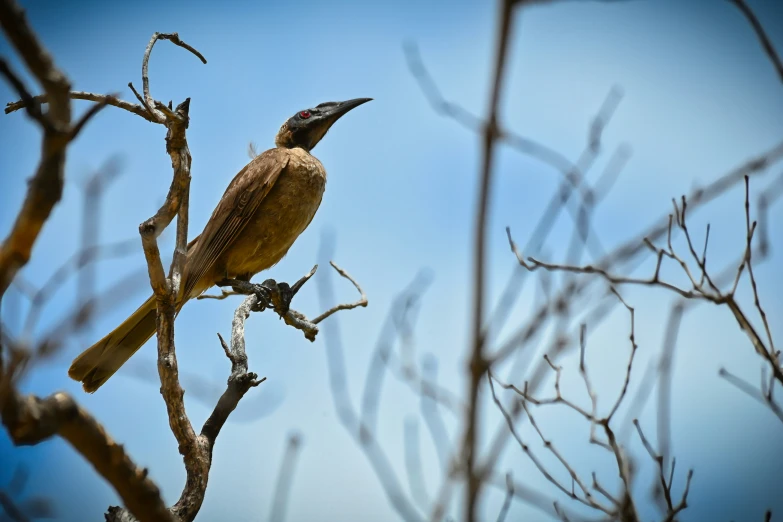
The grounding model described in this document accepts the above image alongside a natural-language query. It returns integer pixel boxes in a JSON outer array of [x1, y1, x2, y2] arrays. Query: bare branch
[[729, 0, 783, 85], [420, 355, 454, 472], [719, 368, 783, 423], [487, 376, 611, 515], [403, 418, 431, 511], [5, 90, 156, 121], [200, 296, 266, 447], [605, 289, 638, 422], [0, 0, 72, 297], [1, 391, 171, 522], [487, 88, 626, 344], [312, 261, 368, 324], [741, 177, 775, 356], [495, 472, 514, 522], [462, 2, 516, 520], [316, 238, 424, 522], [269, 433, 303, 522], [141, 33, 206, 122], [67, 94, 116, 141], [633, 419, 694, 520], [0, 490, 32, 522], [405, 42, 586, 186], [0, 58, 50, 128]]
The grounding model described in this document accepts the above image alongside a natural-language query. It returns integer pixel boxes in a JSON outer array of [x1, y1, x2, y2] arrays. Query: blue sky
[[1, 0, 783, 521]]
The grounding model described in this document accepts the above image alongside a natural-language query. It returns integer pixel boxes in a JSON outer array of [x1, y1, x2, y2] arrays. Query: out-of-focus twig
[[1, 391, 170, 521], [729, 0, 783, 85], [269, 433, 304, 522]]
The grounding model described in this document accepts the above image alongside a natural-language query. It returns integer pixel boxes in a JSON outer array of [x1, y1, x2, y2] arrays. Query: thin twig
[[312, 261, 368, 324], [495, 472, 514, 522], [719, 368, 783, 423], [729, 0, 783, 85], [268, 433, 303, 522]]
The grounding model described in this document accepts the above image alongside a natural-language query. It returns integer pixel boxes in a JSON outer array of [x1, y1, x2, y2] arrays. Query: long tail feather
[[68, 295, 159, 393]]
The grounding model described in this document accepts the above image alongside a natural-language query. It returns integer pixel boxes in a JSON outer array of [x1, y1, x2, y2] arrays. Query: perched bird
[[69, 98, 372, 392]]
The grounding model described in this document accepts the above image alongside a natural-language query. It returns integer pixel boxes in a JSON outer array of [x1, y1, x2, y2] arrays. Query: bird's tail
[[69, 294, 166, 393]]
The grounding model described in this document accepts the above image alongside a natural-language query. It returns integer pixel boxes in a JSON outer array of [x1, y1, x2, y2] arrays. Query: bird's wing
[[182, 148, 290, 299]]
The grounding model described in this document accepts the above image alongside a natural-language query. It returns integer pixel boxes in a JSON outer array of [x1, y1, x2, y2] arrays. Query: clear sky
[[1, 0, 782, 521]]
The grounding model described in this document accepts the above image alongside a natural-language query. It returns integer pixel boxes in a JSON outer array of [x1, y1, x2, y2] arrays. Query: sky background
[[2, 0, 783, 521]]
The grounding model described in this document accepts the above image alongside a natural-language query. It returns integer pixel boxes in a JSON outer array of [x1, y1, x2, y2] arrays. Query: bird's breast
[[225, 148, 326, 276]]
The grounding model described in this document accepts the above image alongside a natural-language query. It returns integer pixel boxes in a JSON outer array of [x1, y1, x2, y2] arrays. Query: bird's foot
[[250, 279, 292, 316], [220, 266, 317, 317]]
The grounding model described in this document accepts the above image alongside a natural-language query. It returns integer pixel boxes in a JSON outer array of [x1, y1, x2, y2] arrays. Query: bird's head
[[274, 98, 372, 151]]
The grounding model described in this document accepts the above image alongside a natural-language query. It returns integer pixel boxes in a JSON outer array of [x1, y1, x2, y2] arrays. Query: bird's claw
[[276, 282, 293, 316], [249, 279, 292, 316], [249, 280, 274, 312]]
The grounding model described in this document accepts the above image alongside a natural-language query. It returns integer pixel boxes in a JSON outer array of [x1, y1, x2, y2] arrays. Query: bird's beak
[[321, 98, 372, 122]]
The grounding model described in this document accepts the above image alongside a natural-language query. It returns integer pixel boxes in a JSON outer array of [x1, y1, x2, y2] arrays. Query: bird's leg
[[248, 279, 274, 313], [218, 266, 317, 317], [275, 282, 293, 316], [261, 265, 318, 316], [252, 279, 292, 316]]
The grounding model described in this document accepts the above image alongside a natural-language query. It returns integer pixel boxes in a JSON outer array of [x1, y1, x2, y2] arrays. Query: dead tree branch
[[508, 176, 782, 414], [0, 0, 117, 297], [1, 391, 170, 521], [0, 5, 179, 520], [461, 2, 516, 520], [215, 261, 367, 343]]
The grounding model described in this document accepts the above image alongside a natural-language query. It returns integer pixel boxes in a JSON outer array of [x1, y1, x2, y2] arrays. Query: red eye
[[299, 111, 311, 119]]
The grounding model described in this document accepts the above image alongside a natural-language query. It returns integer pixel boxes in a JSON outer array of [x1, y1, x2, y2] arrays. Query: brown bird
[[69, 98, 372, 392]]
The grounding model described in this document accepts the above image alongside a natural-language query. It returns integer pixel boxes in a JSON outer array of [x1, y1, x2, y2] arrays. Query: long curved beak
[[322, 98, 373, 122]]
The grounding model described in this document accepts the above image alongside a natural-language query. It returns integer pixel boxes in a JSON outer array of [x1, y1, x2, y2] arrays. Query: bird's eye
[[299, 111, 311, 119]]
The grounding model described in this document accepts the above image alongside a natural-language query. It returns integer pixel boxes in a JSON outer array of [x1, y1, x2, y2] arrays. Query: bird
[[68, 98, 372, 392]]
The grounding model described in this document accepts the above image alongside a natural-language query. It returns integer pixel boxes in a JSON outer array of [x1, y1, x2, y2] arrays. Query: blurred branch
[[404, 418, 431, 511], [15, 236, 139, 337], [1, 392, 170, 521], [0, 464, 54, 522], [316, 237, 425, 522], [420, 355, 454, 472], [0, 8, 182, 521], [618, 182, 779, 438], [507, 176, 783, 400], [4, 158, 141, 358], [494, 472, 513, 522], [405, 42, 588, 189], [476, 101, 782, 522], [494, 148, 783, 376], [269, 433, 304, 522], [485, 288, 696, 521], [719, 368, 783, 423], [729, 0, 783, 85], [461, 1, 516, 521], [123, 356, 282, 422], [0, 0, 115, 297], [485, 471, 582, 521]]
